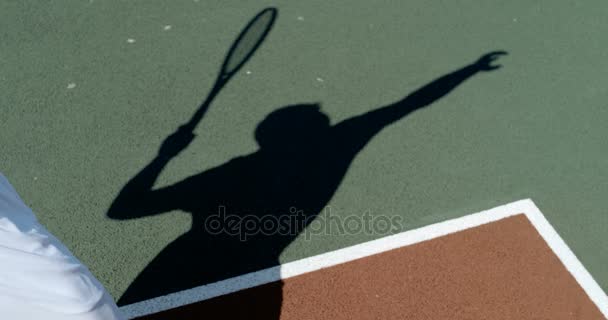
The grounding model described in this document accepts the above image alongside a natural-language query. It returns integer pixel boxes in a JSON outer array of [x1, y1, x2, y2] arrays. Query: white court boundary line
[[119, 199, 608, 319]]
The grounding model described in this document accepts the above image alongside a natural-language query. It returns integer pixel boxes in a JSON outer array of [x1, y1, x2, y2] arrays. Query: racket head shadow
[[219, 7, 278, 79], [183, 7, 277, 132]]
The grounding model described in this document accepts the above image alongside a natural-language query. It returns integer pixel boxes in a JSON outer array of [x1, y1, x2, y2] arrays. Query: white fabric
[[0, 173, 123, 319]]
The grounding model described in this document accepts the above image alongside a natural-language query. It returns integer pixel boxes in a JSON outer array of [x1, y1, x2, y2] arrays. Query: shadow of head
[[255, 103, 330, 151]]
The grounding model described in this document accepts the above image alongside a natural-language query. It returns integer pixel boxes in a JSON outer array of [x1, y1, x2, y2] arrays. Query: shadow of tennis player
[[108, 51, 506, 317]]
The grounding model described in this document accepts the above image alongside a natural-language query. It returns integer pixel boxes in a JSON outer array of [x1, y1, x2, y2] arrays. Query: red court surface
[[135, 214, 604, 319]]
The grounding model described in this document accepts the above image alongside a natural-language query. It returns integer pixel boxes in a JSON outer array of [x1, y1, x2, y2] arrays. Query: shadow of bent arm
[[107, 155, 180, 220]]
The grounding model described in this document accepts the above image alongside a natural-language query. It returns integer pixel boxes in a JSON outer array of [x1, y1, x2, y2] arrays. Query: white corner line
[[522, 200, 608, 318], [119, 199, 608, 319]]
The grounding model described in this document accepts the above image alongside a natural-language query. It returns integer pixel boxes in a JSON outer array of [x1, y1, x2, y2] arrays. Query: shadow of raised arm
[[332, 51, 507, 154]]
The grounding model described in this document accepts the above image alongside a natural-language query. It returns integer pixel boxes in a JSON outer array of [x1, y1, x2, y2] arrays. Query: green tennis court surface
[[2, 0, 607, 312]]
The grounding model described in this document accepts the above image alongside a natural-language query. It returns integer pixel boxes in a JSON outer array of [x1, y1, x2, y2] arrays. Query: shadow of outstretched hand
[[474, 51, 508, 71]]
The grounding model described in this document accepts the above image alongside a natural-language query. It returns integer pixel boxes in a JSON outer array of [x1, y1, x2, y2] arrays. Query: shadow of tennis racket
[[182, 7, 278, 133]]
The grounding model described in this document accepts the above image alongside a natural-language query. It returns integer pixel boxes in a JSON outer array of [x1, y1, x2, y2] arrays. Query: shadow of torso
[[118, 120, 368, 312]]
